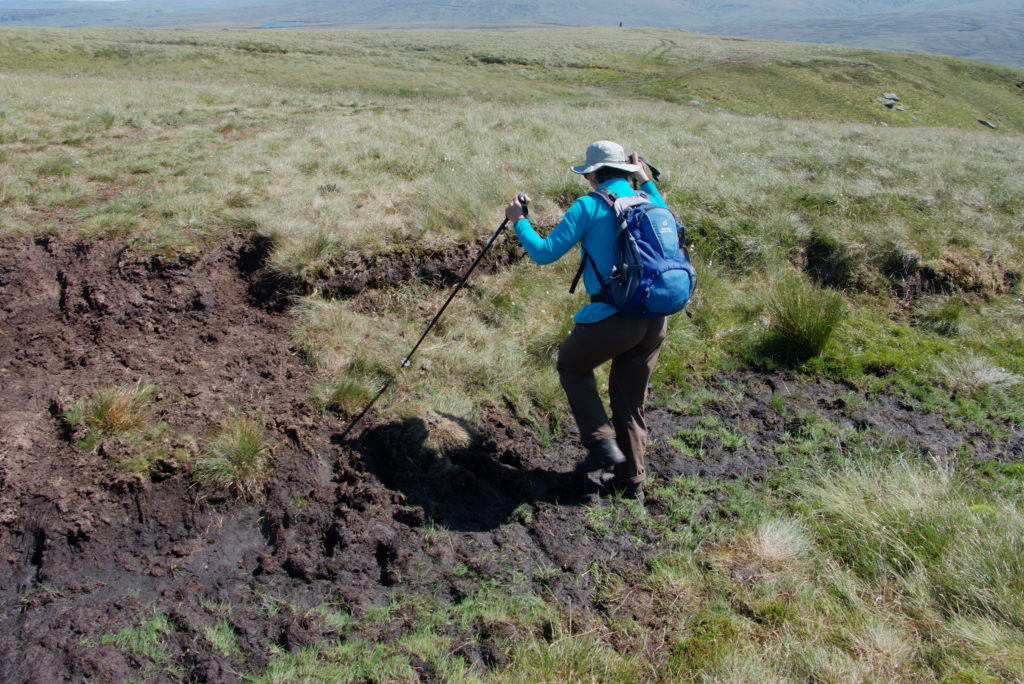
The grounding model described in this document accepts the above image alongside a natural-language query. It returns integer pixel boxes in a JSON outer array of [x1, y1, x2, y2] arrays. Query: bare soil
[[0, 234, 1016, 682]]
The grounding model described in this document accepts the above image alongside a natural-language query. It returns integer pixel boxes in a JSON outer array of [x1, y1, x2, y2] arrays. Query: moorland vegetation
[[1, 26, 1023, 681]]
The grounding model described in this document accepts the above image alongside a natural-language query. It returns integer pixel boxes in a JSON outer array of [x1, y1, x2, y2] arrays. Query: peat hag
[[0, 234, 1020, 681]]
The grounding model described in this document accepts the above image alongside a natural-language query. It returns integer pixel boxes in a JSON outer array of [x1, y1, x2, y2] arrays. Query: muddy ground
[[0, 233, 1018, 682]]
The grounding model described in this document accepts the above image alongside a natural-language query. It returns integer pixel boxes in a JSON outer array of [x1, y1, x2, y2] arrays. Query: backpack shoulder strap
[[588, 187, 617, 207], [570, 188, 649, 295], [589, 187, 649, 205], [590, 189, 649, 232], [568, 190, 616, 295]]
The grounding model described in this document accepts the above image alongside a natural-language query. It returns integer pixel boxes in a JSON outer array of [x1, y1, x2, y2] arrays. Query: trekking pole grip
[[517, 193, 529, 218], [637, 156, 661, 182]]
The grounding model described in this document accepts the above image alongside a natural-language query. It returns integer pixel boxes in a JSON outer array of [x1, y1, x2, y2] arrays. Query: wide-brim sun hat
[[570, 140, 641, 175]]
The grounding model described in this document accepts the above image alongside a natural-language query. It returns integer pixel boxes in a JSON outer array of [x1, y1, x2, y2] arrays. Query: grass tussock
[[61, 382, 197, 473], [937, 352, 1023, 395], [917, 296, 966, 336], [758, 272, 847, 364], [194, 411, 272, 501], [311, 373, 385, 417], [63, 382, 157, 438]]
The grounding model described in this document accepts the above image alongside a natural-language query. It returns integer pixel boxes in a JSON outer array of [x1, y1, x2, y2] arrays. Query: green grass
[[98, 610, 179, 675], [758, 271, 847, 364], [59, 381, 193, 472], [242, 461, 1024, 681], [193, 411, 272, 500], [62, 382, 157, 440], [204, 618, 241, 657]]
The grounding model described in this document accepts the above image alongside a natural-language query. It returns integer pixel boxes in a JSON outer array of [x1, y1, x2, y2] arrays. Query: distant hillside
[[0, 0, 1022, 67], [706, 9, 1024, 69], [1, 0, 1020, 29]]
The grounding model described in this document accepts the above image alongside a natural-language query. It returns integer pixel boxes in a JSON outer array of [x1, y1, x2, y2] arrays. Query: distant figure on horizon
[[505, 141, 678, 505]]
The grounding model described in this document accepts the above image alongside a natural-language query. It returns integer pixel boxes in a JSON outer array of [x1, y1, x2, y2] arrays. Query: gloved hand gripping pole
[[339, 195, 529, 440]]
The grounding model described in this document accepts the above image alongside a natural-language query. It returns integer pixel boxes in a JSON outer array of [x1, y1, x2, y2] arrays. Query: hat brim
[[570, 161, 641, 175]]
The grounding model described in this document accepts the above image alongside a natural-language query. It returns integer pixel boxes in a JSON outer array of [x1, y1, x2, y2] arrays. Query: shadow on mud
[[337, 418, 595, 532]]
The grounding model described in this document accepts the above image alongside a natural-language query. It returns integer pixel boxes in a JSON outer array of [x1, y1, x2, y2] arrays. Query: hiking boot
[[575, 438, 625, 474]]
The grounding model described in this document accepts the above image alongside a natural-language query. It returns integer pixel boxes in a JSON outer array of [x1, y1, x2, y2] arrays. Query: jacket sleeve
[[513, 198, 590, 265], [640, 180, 667, 209]]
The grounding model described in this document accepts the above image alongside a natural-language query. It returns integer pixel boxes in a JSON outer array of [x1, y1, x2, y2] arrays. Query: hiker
[[505, 140, 682, 503]]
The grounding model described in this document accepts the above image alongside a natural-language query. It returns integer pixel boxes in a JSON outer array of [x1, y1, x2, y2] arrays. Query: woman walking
[[505, 140, 677, 503]]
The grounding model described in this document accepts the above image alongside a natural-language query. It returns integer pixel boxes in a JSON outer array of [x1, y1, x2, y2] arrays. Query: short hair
[[591, 166, 633, 184]]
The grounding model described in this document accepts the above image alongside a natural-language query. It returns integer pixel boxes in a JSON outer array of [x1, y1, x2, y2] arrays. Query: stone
[[883, 92, 900, 101]]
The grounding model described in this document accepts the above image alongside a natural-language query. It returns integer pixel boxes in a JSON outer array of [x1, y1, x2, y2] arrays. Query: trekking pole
[[632, 156, 662, 190], [639, 156, 662, 181], [338, 194, 529, 440], [399, 194, 528, 369]]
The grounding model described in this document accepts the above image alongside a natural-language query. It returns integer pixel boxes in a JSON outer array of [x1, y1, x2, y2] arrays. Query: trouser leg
[[609, 317, 668, 485], [556, 316, 666, 463], [556, 321, 621, 448]]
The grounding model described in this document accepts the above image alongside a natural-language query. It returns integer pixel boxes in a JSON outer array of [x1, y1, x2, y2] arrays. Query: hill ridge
[[0, 0, 1022, 66]]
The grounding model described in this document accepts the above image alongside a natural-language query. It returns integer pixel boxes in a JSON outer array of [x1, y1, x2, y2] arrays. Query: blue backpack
[[569, 187, 696, 318]]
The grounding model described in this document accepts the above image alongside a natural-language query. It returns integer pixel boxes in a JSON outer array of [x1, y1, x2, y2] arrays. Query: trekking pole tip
[[401, 358, 411, 368]]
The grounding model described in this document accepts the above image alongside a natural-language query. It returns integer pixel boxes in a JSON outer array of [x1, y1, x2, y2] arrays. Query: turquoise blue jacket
[[513, 177, 667, 323]]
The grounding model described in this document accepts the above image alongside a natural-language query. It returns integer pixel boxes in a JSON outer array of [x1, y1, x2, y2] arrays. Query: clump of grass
[[63, 382, 157, 450], [310, 357, 390, 416], [879, 240, 922, 279], [194, 411, 272, 500], [99, 610, 174, 668], [759, 272, 846, 363], [35, 154, 78, 178], [936, 352, 1022, 394], [804, 228, 862, 289], [917, 296, 965, 336], [422, 410, 473, 454], [312, 374, 384, 416], [60, 382, 192, 472], [747, 518, 811, 567], [204, 618, 241, 657], [266, 228, 340, 285], [85, 110, 115, 131], [224, 188, 254, 209]]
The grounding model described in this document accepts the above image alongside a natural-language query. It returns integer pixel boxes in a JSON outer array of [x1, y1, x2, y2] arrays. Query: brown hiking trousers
[[556, 314, 669, 485]]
